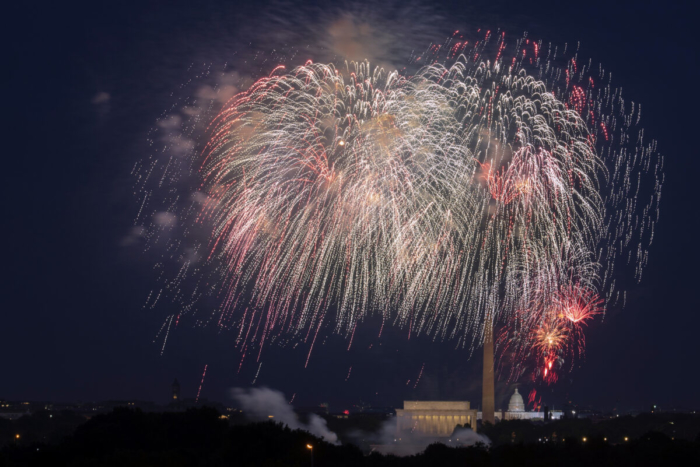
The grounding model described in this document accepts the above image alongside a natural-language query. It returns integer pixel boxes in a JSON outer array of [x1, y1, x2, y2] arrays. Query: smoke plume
[[230, 387, 339, 444], [351, 417, 490, 456]]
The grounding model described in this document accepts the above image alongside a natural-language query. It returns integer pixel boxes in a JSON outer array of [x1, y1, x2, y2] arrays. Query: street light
[[306, 444, 313, 467]]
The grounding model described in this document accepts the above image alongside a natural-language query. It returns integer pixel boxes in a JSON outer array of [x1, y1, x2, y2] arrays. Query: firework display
[[133, 31, 663, 382]]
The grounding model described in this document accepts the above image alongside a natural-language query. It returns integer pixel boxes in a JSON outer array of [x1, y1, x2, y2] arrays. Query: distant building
[[0, 400, 40, 420], [477, 388, 563, 421], [507, 388, 525, 412], [396, 401, 478, 437]]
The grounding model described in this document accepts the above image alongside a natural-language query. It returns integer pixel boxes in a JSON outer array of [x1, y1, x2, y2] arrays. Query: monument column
[[482, 317, 495, 425]]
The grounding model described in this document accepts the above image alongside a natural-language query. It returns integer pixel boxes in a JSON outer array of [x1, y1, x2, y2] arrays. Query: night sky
[[4, 0, 699, 413]]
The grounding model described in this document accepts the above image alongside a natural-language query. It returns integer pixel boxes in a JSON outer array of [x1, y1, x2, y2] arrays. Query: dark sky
[[4, 0, 699, 413]]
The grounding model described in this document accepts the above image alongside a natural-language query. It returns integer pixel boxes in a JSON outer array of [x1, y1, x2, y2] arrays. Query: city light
[[307, 443, 314, 467]]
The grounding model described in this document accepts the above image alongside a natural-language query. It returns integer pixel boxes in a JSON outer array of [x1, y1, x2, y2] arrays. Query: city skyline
[[3, 0, 698, 417]]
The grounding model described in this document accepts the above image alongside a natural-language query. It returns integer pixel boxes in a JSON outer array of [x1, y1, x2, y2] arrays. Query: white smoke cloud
[[181, 105, 201, 117], [191, 192, 209, 205], [195, 83, 238, 105], [180, 247, 201, 264], [244, 0, 447, 71], [162, 134, 195, 158], [351, 417, 490, 457], [91, 91, 110, 105], [157, 114, 182, 130], [230, 387, 339, 444], [121, 226, 146, 246], [448, 426, 491, 449], [154, 211, 178, 227]]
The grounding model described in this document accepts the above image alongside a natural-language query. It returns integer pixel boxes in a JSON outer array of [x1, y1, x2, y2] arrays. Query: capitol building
[[478, 388, 563, 422]]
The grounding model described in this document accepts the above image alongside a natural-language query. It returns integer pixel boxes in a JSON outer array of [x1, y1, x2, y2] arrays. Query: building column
[[482, 317, 495, 425]]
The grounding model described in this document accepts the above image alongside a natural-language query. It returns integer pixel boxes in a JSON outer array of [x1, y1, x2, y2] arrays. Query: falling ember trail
[[196, 364, 208, 403], [159, 315, 174, 356], [413, 363, 425, 389], [251, 362, 263, 384]]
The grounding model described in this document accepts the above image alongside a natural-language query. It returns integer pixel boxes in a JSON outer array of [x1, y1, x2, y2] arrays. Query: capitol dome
[[507, 388, 525, 412]]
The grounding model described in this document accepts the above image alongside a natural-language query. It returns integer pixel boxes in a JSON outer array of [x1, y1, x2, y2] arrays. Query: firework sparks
[[196, 364, 208, 402], [413, 363, 426, 389], [556, 284, 603, 325], [135, 31, 663, 383]]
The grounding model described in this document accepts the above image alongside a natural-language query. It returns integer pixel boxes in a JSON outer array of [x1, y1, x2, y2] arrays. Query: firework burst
[[134, 30, 663, 382]]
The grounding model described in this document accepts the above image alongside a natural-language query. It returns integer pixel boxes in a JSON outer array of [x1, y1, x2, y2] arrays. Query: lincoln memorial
[[395, 400, 478, 437]]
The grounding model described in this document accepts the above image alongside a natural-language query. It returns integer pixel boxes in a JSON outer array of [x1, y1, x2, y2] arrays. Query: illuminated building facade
[[396, 401, 478, 437], [476, 388, 563, 421]]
